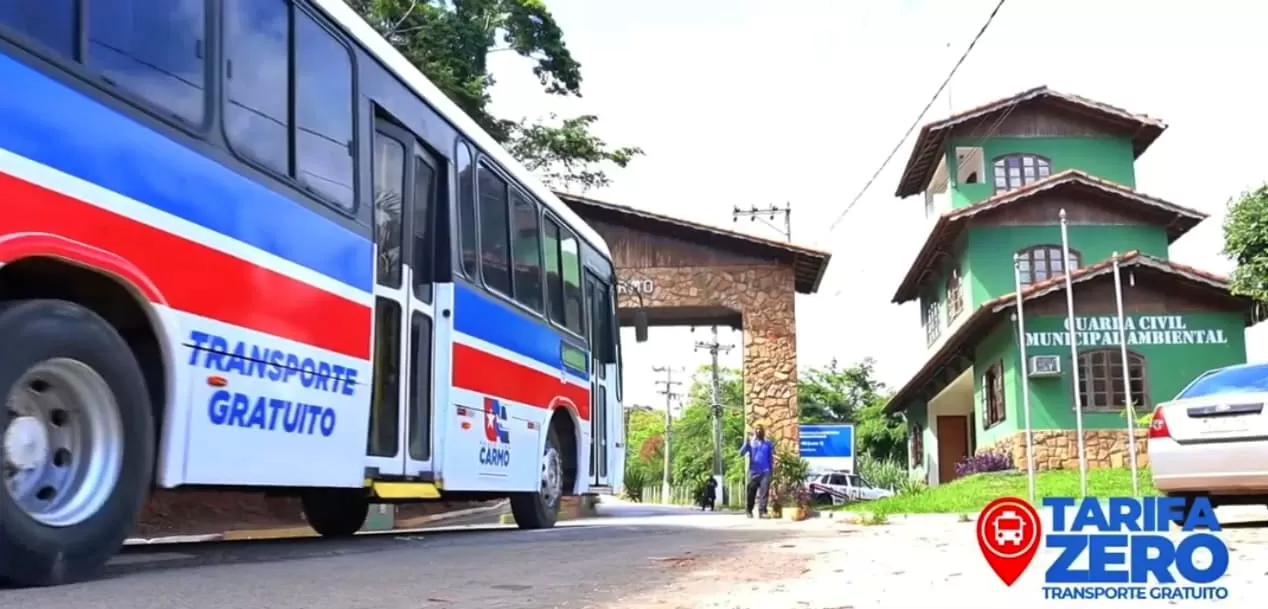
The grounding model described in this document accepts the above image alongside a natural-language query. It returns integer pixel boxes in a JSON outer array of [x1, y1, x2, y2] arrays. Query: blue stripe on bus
[[454, 283, 590, 383], [0, 53, 373, 292]]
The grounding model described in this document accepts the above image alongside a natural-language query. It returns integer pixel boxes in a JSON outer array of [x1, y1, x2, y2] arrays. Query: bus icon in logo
[[993, 510, 1026, 546], [484, 398, 509, 444]]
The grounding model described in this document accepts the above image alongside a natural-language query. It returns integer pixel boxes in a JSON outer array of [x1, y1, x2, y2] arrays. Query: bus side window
[[293, 8, 354, 209], [87, 0, 207, 126], [560, 230, 584, 335], [224, 0, 289, 175], [509, 190, 543, 313], [0, 0, 77, 59], [476, 164, 512, 295], [543, 217, 566, 325], [454, 142, 478, 278], [224, 0, 355, 211]]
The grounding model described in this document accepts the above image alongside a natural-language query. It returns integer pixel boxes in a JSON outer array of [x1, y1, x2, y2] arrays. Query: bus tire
[[301, 488, 368, 538], [0, 299, 155, 587], [510, 426, 563, 530]]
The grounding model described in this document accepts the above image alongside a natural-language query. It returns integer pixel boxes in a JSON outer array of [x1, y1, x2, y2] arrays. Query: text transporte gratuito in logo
[[976, 496, 1230, 601]]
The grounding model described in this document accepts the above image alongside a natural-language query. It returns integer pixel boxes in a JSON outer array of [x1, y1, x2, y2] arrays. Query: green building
[[883, 86, 1261, 486]]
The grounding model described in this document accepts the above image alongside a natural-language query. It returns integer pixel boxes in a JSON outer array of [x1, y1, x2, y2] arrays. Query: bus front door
[[364, 120, 440, 480]]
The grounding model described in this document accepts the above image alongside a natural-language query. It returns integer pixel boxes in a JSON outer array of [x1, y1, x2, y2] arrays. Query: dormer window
[[993, 154, 1051, 193], [1017, 245, 1081, 285]]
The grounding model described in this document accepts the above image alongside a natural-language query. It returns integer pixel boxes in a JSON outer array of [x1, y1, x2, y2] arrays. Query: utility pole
[[695, 327, 733, 503], [652, 366, 683, 502], [732, 203, 793, 242]]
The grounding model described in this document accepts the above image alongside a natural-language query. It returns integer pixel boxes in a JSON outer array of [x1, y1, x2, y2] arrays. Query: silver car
[[1149, 362, 1268, 509]]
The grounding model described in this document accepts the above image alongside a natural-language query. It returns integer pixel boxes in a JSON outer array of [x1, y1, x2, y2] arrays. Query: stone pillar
[[613, 265, 802, 454], [742, 293, 799, 452]]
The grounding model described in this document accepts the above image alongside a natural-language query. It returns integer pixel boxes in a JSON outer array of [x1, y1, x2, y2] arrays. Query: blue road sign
[[799, 424, 854, 458]]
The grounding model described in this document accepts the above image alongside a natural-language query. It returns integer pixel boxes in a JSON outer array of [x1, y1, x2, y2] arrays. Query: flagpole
[[1059, 208, 1088, 497], [1013, 253, 1036, 504], [1111, 252, 1141, 497]]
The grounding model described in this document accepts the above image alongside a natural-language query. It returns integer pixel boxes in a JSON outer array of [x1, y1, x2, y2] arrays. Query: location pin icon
[[976, 497, 1042, 586]]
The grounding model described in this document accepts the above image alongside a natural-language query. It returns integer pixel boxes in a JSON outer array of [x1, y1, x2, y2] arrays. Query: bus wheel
[[510, 427, 563, 530], [0, 300, 154, 587], [301, 488, 368, 538]]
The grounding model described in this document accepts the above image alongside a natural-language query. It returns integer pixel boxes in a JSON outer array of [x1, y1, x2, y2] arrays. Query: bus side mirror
[[634, 310, 649, 343]]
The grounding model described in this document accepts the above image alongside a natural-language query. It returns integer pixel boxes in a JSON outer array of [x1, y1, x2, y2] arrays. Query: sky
[[484, 0, 1268, 410]]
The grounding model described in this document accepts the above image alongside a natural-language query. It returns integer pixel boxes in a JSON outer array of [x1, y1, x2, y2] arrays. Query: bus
[[0, 0, 634, 587]]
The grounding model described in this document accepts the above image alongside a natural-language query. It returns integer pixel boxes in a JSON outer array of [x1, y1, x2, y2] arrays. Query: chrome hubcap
[[540, 445, 562, 508], [2, 359, 125, 527]]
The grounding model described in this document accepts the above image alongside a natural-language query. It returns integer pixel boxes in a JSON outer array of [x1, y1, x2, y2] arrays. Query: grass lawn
[[835, 468, 1157, 515]]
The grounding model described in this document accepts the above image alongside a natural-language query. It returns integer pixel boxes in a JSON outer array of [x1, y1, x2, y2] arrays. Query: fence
[[642, 481, 749, 509]]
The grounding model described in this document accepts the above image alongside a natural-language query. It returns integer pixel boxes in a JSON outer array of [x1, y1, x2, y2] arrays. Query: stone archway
[[558, 193, 831, 449]]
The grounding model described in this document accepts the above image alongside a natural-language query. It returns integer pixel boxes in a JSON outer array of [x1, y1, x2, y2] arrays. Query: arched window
[[1017, 245, 1080, 285], [1078, 349, 1148, 410], [993, 154, 1051, 193], [946, 269, 963, 321]]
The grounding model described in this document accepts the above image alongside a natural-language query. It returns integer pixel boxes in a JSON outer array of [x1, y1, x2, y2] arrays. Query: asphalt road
[[5, 501, 798, 609]]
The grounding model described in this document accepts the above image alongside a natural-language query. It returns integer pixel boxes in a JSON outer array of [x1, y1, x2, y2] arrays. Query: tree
[[1223, 183, 1268, 301], [798, 358, 906, 464], [674, 366, 747, 486], [624, 406, 664, 482], [346, 0, 642, 191]]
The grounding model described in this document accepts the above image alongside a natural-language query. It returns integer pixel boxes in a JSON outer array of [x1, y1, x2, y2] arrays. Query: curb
[[124, 501, 508, 545]]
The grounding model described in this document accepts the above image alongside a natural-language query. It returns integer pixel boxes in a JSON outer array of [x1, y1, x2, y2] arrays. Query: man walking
[[739, 425, 774, 518]]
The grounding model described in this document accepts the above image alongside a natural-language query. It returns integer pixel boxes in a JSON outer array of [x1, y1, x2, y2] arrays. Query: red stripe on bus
[[452, 342, 591, 421], [0, 170, 372, 359]]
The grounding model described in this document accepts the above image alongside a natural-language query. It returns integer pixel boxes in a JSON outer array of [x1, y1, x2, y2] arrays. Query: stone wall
[[615, 265, 800, 450], [982, 430, 1149, 471]]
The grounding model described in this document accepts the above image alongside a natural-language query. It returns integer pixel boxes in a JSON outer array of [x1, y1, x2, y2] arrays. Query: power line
[[821, 0, 1010, 239], [829, 96, 1023, 299]]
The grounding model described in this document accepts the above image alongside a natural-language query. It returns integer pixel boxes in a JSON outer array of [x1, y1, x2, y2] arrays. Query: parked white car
[[1149, 362, 1268, 510], [807, 471, 894, 504]]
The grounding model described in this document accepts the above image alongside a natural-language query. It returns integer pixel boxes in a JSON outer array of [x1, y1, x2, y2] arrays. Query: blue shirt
[[739, 438, 774, 474]]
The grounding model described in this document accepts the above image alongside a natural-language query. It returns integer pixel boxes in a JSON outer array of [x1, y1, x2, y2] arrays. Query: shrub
[[955, 450, 1013, 477], [623, 467, 648, 502], [856, 454, 908, 491], [897, 477, 927, 495], [769, 446, 811, 516]]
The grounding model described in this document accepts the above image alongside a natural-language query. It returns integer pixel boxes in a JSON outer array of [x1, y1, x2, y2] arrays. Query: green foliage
[[623, 360, 909, 495], [768, 446, 811, 513], [1223, 183, 1268, 301], [673, 366, 746, 486], [345, 0, 641, 190], [622, 467, 647, 502], [855, 454, 907, 491], [506, 114, 644, 192], [624, 406, 664, 483], [799, 358, 907, 464]]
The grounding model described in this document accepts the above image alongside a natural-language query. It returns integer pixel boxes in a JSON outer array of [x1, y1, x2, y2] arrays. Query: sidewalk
[[123, 501, 508, 545]]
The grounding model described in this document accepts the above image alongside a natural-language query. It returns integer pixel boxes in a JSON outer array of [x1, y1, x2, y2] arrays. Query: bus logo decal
[[480, 398, 511, 469]]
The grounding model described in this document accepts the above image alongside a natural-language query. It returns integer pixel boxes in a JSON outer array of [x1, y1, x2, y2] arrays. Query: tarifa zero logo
[[976, 496, 1230, 601]]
